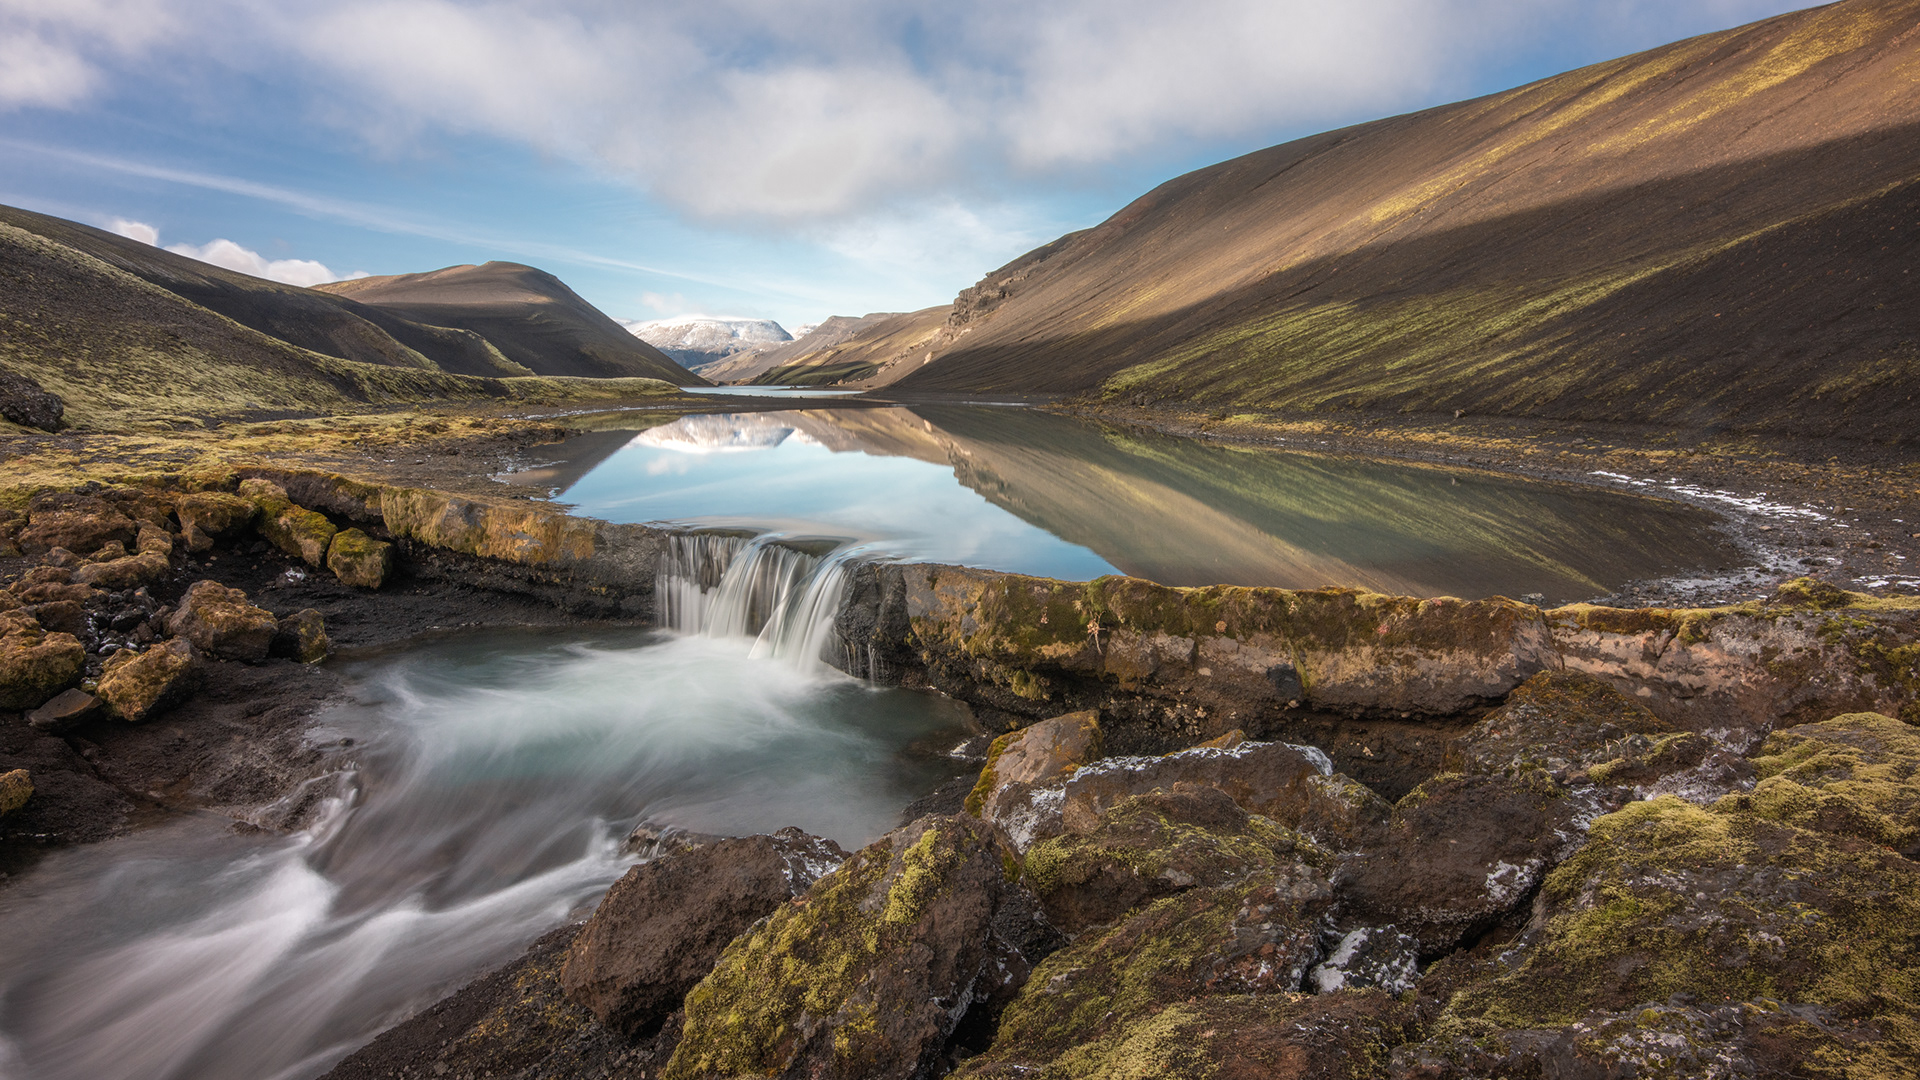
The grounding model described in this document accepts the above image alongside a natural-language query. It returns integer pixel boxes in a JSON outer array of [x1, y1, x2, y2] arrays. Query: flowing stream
[[0, 554, 968, 1080]]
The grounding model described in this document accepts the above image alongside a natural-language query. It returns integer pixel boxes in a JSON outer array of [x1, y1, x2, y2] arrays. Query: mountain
[[744, 308, 951, 386], [700, 313, 904, 384], [624, 316, 792, 371], [0, 205, 687, 428], [315, 263, 699, 384], [874, 0, 1920, 443]]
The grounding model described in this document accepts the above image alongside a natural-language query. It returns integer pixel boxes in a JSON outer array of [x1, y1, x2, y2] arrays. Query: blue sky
[[0, 0, 1816, 331]]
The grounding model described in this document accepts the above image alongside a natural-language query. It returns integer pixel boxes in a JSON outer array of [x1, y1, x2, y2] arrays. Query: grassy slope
[[894, 0, 1920, 443], [0, 222, 675, 429]]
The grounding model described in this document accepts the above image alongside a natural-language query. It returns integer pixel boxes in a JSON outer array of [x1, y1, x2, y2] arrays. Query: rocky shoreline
[[1, 414, 1916, 1078]]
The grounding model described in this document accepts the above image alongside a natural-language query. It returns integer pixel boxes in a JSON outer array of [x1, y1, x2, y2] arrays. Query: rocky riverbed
[[1, 409, 1916, 1079]]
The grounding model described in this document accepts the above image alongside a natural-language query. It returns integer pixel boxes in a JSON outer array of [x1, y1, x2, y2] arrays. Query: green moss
[[1741, 712, 1920, 853], [1450, 795, 1920, 1029], [964, 731, 1019, 817]]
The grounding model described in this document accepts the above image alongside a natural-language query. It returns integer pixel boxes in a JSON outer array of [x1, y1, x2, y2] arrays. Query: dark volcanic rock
[[25, 688, 100, 732], [1334, 772, 1592, 955], [322, 925, 679, 1080], [667, 814, 1017, 1080], [560, 827, 847, 1038], [1023, 783, 1328, 935], [0, 368, 63, 430]]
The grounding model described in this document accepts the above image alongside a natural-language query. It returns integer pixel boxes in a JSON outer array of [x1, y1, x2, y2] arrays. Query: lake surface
[[0, 629, 970, 1080], [507, 403, 1741, 605]]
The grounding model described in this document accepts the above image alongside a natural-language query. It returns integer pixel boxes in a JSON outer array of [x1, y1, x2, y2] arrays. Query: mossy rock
[[968, 874, 1332, 1075], [962, 990, 1414, 1080], [165, 580, 279, 662], [326, 528, 393, 589], [173, 491, 257, 538], [259, 504, 337, 568], [16, 495, 137, 556], [1446, 670, 1672, 780], [70, 550, 171, 590], [0, 768, 32, 817], [1023, 783, 1329, 935], [1448, 794, 1920, 1030], [0, 621, 85, 709], [97, 638, 200, 722], [967, 710, 1102, 819], [1739, 711, 1920, 858], [667, 814, 1013, 1080]]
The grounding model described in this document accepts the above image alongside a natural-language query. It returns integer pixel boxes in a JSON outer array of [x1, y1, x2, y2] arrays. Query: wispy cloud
[[0, 1, 1817, 224]]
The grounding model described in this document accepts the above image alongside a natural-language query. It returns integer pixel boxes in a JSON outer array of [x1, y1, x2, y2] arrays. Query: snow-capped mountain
[[622, 316, 792, 371]]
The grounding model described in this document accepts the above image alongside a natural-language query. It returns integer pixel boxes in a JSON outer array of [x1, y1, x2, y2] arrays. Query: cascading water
[[0, 628, 970, 1080], [657, 531, 860, 670]]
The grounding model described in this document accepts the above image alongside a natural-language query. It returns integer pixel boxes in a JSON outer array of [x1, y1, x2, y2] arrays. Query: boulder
[[176, 488, 256, 548], [1307, 925, 1420, 995], [71, 550, 171, 591], [1022, 783, 1328, 935], [667, 815, 1015, 1080], [271, 609, 331, 664], [26, 688, 101, 732], [16, 497, 137, 556], [560, 828, 847, 1037], [966, 710, 1102, 837], [0, 618, 85, 710], [965, 865, 1336, 1076], [135, 522, 174, 557], [0, 369, 63, 430], [97, 638, 200, 722], [260, 503, 337, 568], [326, 528, 393, 589], [1334, 772, 1593, 955], [165, 580, 279, 662], [1444, 794, 1920, 1037], [24, 599, 87, 637], [0, 768, 32, 816]]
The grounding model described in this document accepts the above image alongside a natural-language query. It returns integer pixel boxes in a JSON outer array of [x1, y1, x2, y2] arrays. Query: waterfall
[[657, 531, 854, 671]]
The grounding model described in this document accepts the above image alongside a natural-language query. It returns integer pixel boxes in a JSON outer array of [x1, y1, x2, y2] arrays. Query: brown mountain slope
[[751, 306, 951, 386], [317, 263, 701, 385], [0, 219, 678, 429], [895, 0, 1920, 444], [704, 313, 904, 383], [0, 206, 536, 379]]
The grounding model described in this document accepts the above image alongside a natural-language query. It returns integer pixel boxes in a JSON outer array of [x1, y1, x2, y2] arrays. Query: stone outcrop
[[0, 611, 85, 709], [0, 368, 64, 430], [667, 815, 1021, 1080], [560, 828, 847, 1038], [70, 550, 171, 590], [97, 637, 199, 722], [165, 580, 279, 662], [173, 491, 256, 548], [244, 480, 338, 567], [326, 528, 393, 588]]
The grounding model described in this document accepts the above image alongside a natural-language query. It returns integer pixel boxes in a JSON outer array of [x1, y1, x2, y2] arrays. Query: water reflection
[[513, 405, 1738, 605]]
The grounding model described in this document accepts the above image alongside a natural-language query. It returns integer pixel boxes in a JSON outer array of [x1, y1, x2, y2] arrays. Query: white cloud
[[7, 0, 1821, 223], [104, 217, 365, 287], [107, 217, 158, 245], [167, 238, 367, 287]]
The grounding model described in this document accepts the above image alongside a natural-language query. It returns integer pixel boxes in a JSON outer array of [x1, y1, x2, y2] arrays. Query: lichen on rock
[[271, 609, 330, 664], [0, 768, 33, 817]]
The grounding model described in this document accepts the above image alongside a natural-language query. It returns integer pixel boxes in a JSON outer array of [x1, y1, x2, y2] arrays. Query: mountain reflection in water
[[509, 404, 1738, 605]]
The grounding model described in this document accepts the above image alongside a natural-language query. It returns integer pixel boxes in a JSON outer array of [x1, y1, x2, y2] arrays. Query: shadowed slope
[[0, 219, 679, 428], [318, 263, 702, 385], [750, 307, 951, 386], [894, 0, 1920, 443], [0, 206, 532, 379]]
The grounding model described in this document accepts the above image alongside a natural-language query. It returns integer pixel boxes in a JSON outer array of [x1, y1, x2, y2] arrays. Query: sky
[[0, 0, 1819, 332]]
